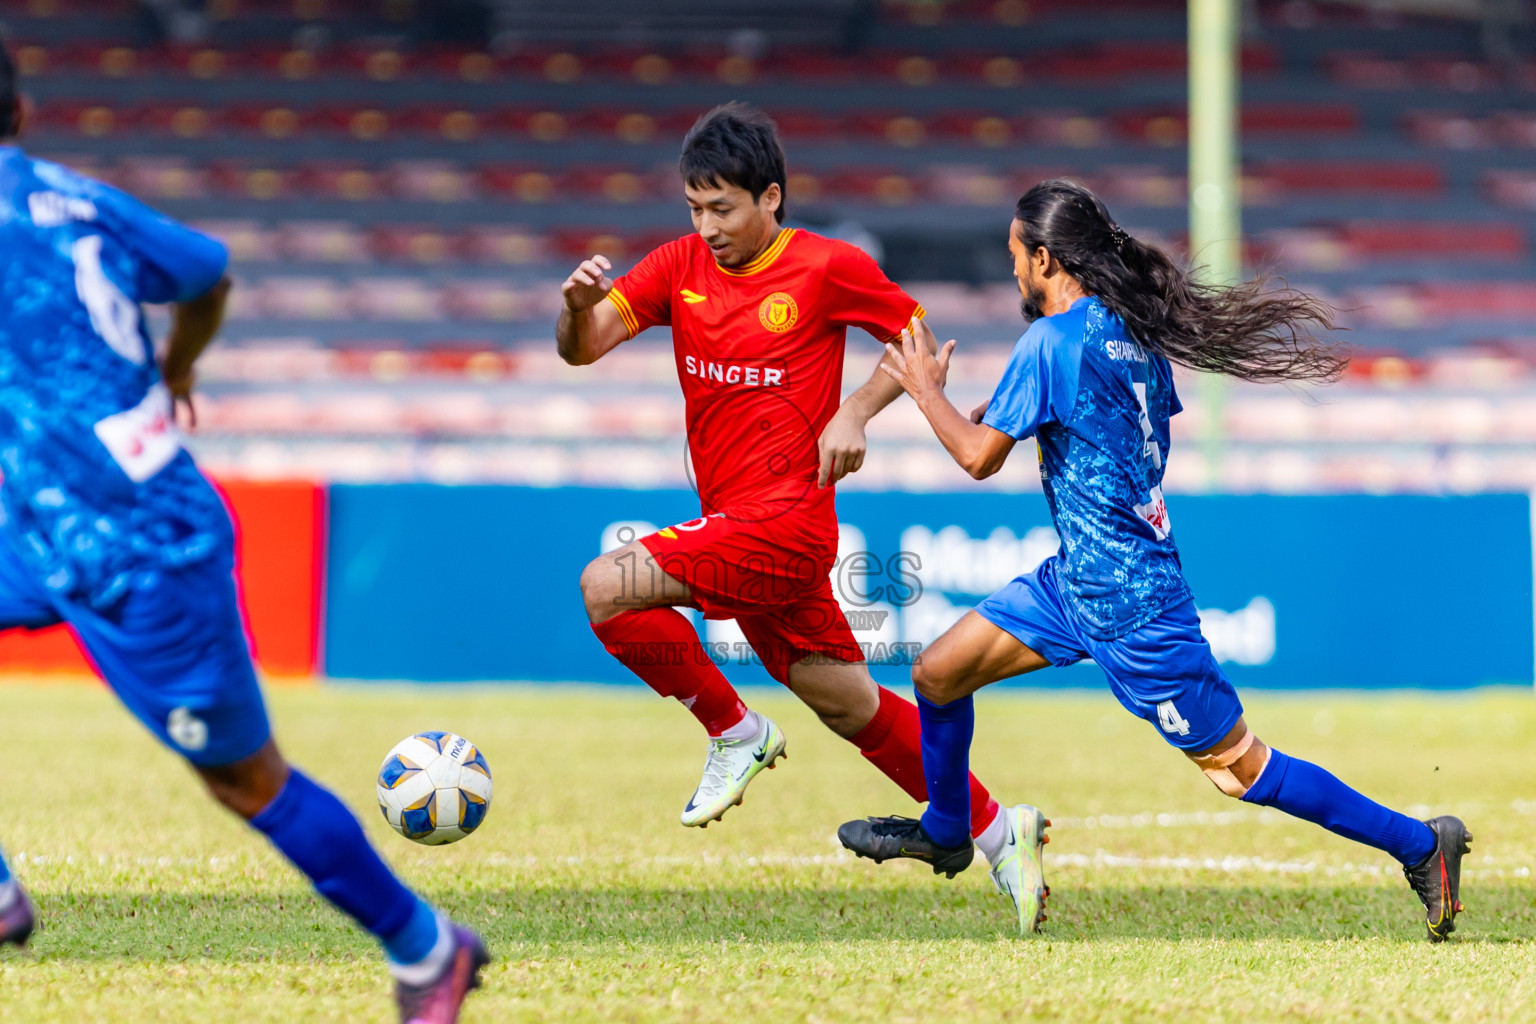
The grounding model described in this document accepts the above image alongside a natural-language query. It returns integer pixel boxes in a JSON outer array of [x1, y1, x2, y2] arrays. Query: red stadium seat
[[139, 104, 228, 138], [311, 105, 397, 141], [115, 157, 211, 200], [774, 51, 858, 80], [296, 162, 387, 200], [1484, 170, 1536, 209], [1328, 52, 1414, 89], [206, 162, 300, 201], [335, 47, 418, 82], [927, 111, 1023, 148], [559, 166, 662, 204], [254, 47, 327, 81], [550, 229, 642, 260], [396, 106, 487, 143], [869, 53, 941, 87], [1114, 104, 1358, 144], [823, 168, 925, 205], [491, 107, 577, 143], [1495, 112, 1536, 147], [440, 282, 540, 323], [459, 226, 549, 265], [1404, 111, 1496, 149], [193, 220, 282, 263], [844, 111, 929, 148], [925, 165, 1017, 206], [479, 164, 561, 202], [349, 279, 446, 322], [255, 276, 350, 320], [1029, 112, 1110, 147], [370, 225, 459, 264], [277, 221, 371, 264], [226, 104, 317, 140], [768, 110, 846, 140], [387, 161, 478, 203], [1255, 161, 1445, 195], [1342, 221, 1527, 261], [33, 102, 135, 138], [1416, 59, 1495, 92], [174, 47, 244, 80]]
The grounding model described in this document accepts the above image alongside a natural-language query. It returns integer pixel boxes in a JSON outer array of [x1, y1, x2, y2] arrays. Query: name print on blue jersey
[[0, 146, 231, 609], [981, 295, 1191, 639]]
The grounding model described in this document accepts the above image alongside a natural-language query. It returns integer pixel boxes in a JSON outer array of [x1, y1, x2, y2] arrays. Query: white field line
[[9, 803, 1531, 879], [10, 849, 1531, 881]]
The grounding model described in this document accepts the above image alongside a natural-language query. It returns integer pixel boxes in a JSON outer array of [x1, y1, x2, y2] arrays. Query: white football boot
[[679, 714, 787, 827], [987, 804, 1051, 934]]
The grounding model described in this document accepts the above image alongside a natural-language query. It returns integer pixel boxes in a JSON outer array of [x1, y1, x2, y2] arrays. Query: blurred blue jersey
[[0, 145, 232, 610], [983, 295, 1191, 639]]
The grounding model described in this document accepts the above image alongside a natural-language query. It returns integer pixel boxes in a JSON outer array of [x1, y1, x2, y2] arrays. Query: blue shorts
[[975, 557, 1243, 752], [0, 536, 271, 767]]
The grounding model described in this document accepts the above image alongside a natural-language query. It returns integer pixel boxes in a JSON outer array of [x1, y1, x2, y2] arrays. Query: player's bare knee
[[910, 658, 962, 706], [578, 555, 618, 623], [195, 744, 290, 820], [1188, 729, 1268, 799]]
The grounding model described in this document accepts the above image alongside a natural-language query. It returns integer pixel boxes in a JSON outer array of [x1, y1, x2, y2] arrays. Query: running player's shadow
[[22, 882, 1535, 954]]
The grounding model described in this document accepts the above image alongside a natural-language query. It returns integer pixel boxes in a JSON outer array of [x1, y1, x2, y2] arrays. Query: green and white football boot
[[988, 804, 1051, 935], [679, 714, 787, 827]]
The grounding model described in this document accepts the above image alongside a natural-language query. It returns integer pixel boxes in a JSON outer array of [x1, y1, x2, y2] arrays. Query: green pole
[[1188, 0, 1241, 488]]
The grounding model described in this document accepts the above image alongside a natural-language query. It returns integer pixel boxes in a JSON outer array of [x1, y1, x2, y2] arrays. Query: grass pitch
[[2, 680, 1535, 1023]]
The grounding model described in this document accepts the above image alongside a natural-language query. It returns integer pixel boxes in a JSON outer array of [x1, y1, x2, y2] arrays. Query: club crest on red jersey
[[758, 292, 799, 333]]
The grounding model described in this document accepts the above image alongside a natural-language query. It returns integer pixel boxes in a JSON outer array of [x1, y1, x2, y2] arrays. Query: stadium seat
[[1255, 161, 1446, 195], [1341, 221, 1527, 261]]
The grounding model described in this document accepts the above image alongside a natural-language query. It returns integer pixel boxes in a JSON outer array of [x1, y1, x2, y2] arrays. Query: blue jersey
[[983, 295, 1191, 639], [0, 146, 232, 610]]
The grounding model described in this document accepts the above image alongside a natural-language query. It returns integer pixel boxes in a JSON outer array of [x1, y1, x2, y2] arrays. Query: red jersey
[[606, 229, 923, 513]]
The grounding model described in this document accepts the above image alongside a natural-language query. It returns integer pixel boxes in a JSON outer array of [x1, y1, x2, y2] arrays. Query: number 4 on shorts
[[1156, 700, 1191, 737]]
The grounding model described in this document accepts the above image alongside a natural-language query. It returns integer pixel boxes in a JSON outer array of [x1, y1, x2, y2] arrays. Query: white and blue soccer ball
[[376, 731, 493, 846]]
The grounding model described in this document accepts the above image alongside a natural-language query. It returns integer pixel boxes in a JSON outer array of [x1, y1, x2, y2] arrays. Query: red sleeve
[[605, 239, 684, 339], [821, 241, 925, 343]]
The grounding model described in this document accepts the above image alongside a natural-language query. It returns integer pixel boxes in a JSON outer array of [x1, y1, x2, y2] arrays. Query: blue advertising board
[[324, 486, 1534, 689]]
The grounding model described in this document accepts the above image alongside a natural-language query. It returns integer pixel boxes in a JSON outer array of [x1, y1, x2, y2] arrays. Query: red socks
[[594, 615, 999, 838], [592, 609, 748, 736], [849, 686, 1000, 839]]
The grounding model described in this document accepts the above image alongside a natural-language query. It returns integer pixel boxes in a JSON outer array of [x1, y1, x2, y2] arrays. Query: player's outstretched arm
[[161, 274, 233, 427], [557, 255, 629, 365], [816, 319, 941, 487], [883, 318, 1016, 480]]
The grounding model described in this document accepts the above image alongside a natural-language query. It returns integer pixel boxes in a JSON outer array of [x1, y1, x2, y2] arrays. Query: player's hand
[[561, 255, 614, 313], [162, 366, 198, 429], [817, 405, 868, 488], [969, 400, 988, 424], [882, 317, 956, 400]]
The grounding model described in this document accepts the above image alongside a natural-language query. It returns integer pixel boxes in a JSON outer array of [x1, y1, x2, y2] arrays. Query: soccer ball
[[376, 731, 493, 845]]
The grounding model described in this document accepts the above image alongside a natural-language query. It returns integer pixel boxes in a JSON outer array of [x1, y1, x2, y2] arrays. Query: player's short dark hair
[[679, 103, 787, 223], [0, 40, 17, 140]]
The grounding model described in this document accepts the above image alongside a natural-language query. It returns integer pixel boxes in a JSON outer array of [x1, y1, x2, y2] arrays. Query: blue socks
[[0, 842, 10, 885], [1243, 748, 1437, 866], [916, 693, 974, 848], [384, 902, 443, 966], [249, 769, 440, 964]]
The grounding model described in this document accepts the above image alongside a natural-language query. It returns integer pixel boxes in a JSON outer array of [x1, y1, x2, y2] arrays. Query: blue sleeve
[[981, 320, 1079, 440], [93, 184, 228, 303]]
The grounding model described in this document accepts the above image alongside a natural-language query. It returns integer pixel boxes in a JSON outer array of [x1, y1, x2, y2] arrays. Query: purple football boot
[[393, 924, 489, 1024], [0, 884, 34, 948]]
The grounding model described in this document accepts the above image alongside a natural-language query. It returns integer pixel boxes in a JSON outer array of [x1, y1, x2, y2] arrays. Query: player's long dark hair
[[1014, 180, 1347, 383], [0, 41, 17, 140]]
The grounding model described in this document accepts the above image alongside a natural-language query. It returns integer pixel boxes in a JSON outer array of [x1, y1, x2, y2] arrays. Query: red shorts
[[640, 496, 864, 684]]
